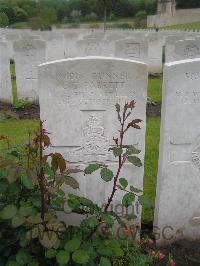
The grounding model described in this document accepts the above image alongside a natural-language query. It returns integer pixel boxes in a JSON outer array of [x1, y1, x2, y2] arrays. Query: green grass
[[0, 116, 161, 223], [148, 77, 162, 103], [10, 62, 17, 103], [164, 21, 200, 30], [0, 119, 39, 146], [143, 117, 160, 223]]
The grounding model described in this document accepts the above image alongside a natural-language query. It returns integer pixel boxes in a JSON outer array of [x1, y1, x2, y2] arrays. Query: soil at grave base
[[141, 223, 200, 266], [0, 101, 161, 120]]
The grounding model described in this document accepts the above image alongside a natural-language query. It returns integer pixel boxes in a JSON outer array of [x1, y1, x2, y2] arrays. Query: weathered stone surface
[[174, 39, 200, 60], [13, 39, 46, 100], [154, 58, 200, 245], [0, 42, 12, 102], [39, 57, 147, 225], [115, 38, 148, 62]]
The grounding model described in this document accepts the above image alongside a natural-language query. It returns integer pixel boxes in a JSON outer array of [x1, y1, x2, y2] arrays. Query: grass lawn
[[164, 21, 200, 30], [143, 117, 160, 223], [0, 116, 161, 223], [148, 77, 162, 103], [10, 62, 17, 103]]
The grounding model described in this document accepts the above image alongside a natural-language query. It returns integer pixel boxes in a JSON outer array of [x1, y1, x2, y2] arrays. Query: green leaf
[[97, 246, 113, 256], [130, 186, 142, 193], [0, 178, 8, 193], [64, 238, 81, 252], [122, 193, 135, 207], [16, 250, 31, 265], [112, 147, 123, 157], [100, 168, 114, 182], [119, 178, 128, 189], [126, 213, 137, 221], [72, 249, 90, 264], [28, 262, 39, 266], [12, 214, 25, 228], [127, 145, 141, 155], [81, 216, 99, 228], [127, 156, 142, 167], [0, 204, 17, 219], [84, 164, 100, 175], [56, 250, 70, 265], [101, 213, 114, 227], [6, 261, 20, 266], [100, 257, 111, 266], [63, 176, 79, 189], [138, 195, 154, 209], [19, 203, 33, 217], [20, 174, 34, 189], [45, 249, 57, 258]]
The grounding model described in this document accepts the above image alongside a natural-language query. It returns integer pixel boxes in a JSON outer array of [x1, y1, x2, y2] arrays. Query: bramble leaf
[[64, 238, 81, 252], [100, 257, 111, 266], [56, 250, 70, 265], [119, 178, 128, 189], [84, 164, 100, 175], [72, 249, 90, 264], [112, 147, 123, 157], [127, 156, 142, 167], [127, 145, 141, 155], [100, 168, 114, 182], [0, 204, 17, 219], [122, 193, 135, 208]]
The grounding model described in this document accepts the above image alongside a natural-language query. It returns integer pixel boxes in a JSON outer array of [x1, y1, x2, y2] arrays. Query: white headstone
[[39, 57, 147, 226], [154, 58, 200, 245], [13, 39, 46, 100], [0, 42, 12, 102], [174, 39, 200, 60], [45, 33, 64, 61], [165, 35, 185, 63], [76, 39, 113, 56], [115, 38, 148, 62]]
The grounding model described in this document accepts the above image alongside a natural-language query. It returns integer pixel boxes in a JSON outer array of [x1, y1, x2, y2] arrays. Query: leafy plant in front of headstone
[[56, 100, 155, 265], [0, 121, 81, 264], [0, 101, 159, 265]]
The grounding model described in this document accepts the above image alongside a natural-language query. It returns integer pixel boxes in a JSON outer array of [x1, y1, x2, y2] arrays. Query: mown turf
[[0, 119, 39, 146], [143, 117, 160, 223], [148, 78, 162, 103], [10, 62, 17, 103], [164, 21, 200, 30]]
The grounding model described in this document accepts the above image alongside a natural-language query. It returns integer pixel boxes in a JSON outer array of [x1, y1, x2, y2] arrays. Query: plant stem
[[104, 106, 127, 212], [38, 121, 46, 223]]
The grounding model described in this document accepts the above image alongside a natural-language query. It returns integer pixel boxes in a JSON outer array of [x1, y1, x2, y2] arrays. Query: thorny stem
[[27, 129, 31, 169], [38, 121, 46, 223], [104, 105, 128, 212]]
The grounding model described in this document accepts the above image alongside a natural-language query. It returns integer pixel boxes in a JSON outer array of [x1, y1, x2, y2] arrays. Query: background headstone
[[13, 39, 46, 100], [0, 42, 12, 102], [154, 58, 200, 245]]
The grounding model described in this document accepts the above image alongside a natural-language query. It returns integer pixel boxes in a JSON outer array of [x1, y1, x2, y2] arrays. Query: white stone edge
[[38, 56, 147, 67], [165, 57, 200, 67]]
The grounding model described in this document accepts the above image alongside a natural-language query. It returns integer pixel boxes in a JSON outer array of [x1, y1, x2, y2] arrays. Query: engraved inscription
[[176, 90, 200, 104], [184, 44, 200, 58], [191, 136, 200, 170], [125, 43, 140, 58], [186, 72, 200, 80], [55, 71, 135, 106], [85, 42, 101, 55], [83, 115, 108, 154]]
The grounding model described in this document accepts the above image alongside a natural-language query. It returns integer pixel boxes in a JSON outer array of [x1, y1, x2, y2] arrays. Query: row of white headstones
[[1, 29, 200, 102], [1, 29, 200, 246]]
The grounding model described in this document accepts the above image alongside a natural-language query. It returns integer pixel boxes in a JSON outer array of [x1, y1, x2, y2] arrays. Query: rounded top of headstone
[[39, 56, 147, 68]]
